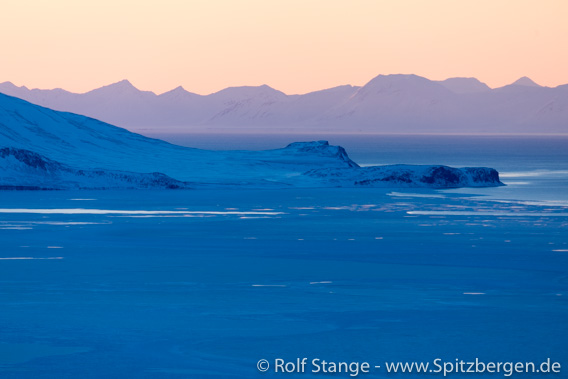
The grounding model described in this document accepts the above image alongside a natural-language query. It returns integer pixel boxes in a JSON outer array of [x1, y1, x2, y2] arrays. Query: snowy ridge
[[1, 74, 566, 133], [0, 93, 503, 189]]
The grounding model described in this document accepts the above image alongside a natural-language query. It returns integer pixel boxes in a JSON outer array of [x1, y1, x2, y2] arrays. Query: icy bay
[[0, 188, 566, 378]]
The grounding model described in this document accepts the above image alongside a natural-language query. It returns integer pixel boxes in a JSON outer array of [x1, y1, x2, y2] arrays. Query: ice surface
[[0, 188, 566, 378]]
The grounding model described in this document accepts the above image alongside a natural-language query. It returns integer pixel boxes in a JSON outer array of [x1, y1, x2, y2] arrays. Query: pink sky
[[1, 0, 567, 95]]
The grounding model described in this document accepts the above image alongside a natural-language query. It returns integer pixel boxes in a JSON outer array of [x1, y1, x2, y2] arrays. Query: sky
[[1, 0, 567, 95]]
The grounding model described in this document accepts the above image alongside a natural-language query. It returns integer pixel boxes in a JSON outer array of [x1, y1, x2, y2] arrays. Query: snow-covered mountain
[[317, 74, 458, 131], [510, 76, 541, 87], [319, 75, 568, 133], [0, 93, 502, 190], [0, 80, 358, 130], [1, 74, 565, 133], [437, 77, 491, 94]]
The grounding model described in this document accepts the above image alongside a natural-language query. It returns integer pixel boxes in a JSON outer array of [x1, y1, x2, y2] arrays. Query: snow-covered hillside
[[0, 147, 187, 190], [0, 74, 566, 133], [0, 93, 503, 189]]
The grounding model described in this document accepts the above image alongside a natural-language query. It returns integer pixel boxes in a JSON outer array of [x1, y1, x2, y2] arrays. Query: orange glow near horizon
[[1, 0, 567, 95]]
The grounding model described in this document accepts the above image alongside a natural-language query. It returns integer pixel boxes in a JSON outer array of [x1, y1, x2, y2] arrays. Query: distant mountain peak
[[359, 73, 451, 97], [163, 85, 187, 94], [210, 84, 286, 99], [364, 73, 438, 87], [93, 79, 140, 93], [0, 81, 27, 91], [511, 76, 541, 87], [159, 85, 197, 99], [85, 79, 160, 98], [438, 77, 491, 94], [1, 73, 567, 133], [110, 79, 136, 89], [369, 73, 421, 81]]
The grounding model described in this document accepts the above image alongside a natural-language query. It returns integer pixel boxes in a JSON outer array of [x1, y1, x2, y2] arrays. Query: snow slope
[[0, 147, 187, 190], [0, 93, 503, 189], [1, 74, 566, 133]]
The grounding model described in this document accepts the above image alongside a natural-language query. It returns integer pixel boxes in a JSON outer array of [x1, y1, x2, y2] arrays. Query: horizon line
[[1, 73, 560, 97]]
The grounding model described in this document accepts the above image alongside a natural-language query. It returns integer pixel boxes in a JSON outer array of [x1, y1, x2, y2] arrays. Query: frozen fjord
[[0, 188, 566, 378]]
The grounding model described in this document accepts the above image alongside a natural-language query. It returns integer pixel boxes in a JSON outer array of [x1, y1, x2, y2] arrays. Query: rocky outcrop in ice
[[304, 164, 503, 188], [283, 141, 359, 168]]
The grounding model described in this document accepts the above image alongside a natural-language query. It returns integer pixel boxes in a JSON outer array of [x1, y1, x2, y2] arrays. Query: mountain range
[[0, 92, 501, 189], [0, 74, 566, 134]]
